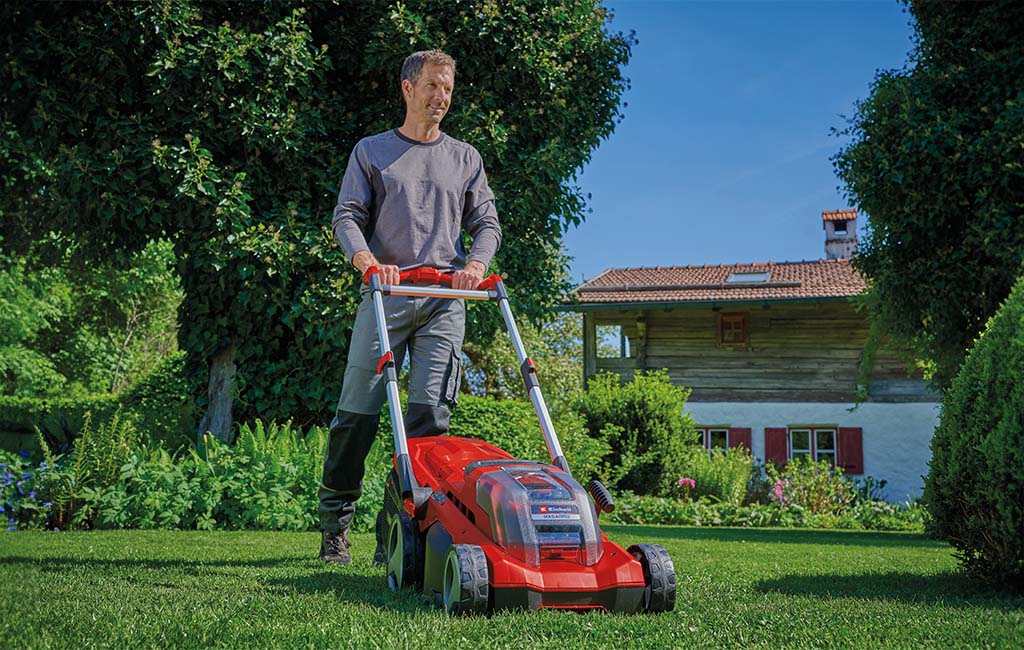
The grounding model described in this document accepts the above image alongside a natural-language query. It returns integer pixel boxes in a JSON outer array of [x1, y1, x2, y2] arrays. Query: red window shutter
[[728, 427, 752, 452], [837, 427, 864, 475], [764, 428, 788, 466]]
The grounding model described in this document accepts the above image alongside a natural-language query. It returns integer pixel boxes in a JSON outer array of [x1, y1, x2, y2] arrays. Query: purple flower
[[17, 450, 30, 459], [21, 472, 30, 480], [677, 477, 696, 489], [0, 505, 4, 513], [6, 526, 15, 532], [52, 527, 60, 532], [39, 461, 48, 470], [28, 491, 35, 499], [43, 502, 52, 508]]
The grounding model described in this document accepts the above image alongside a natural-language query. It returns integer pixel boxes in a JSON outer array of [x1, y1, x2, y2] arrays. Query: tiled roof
[[571, 258, 866, 305], [822, 209, 857, 222]]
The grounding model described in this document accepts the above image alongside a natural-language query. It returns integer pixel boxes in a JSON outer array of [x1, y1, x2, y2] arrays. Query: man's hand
[[353, 251, 400, 286], [452, 260, 486, 290]]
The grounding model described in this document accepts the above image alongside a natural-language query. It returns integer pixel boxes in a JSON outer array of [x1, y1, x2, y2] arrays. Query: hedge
[[924, 274, 1024, 590]]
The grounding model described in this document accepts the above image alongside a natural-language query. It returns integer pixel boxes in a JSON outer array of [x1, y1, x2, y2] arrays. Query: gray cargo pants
[[318, 291, 465, 532]]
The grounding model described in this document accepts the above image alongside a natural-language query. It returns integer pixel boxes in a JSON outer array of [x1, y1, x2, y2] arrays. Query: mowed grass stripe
[[0, 527, 1021, 649]]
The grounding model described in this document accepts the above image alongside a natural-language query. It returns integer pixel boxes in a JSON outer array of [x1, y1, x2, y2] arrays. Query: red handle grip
[[363, 266, 502, 290], [363, 265, 454, 286], [399, 267, 453, 287]]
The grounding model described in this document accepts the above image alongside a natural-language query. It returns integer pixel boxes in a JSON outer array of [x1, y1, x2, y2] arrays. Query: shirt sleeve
[[331, 141, 373, 261], [462, 151, 501, 269]]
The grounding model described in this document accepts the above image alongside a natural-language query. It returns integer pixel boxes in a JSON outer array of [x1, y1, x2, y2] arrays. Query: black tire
[[441, 544, 490, 616], [628, 543, 676, 613], [386, 511, 421, 591]]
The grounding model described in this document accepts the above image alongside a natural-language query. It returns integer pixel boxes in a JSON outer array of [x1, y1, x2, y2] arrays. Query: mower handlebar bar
[[363, 265, 502, 291]]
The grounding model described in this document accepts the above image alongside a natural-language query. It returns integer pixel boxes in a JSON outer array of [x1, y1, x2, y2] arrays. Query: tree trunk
[[198, 340, 237, 443]]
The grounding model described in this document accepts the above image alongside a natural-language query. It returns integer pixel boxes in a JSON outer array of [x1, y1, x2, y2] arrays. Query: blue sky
[[565, 0, 916, 284]]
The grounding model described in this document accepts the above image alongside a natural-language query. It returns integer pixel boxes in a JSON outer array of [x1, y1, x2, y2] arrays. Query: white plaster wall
[[684, 402, 941, 503]]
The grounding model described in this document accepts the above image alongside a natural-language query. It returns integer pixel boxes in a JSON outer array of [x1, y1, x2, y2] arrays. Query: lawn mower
[[363, 266, 676, 615]]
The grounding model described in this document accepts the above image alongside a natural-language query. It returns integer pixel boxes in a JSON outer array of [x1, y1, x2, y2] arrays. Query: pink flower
[[677, 477, 696, 489], [771, 479, 786, 502]]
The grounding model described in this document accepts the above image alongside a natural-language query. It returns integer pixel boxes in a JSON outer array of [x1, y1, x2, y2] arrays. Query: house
[[565, 210, 939, 502]]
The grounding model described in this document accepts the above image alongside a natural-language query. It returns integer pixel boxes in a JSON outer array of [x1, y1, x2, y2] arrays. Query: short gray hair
[[400, 50, 456, 85]]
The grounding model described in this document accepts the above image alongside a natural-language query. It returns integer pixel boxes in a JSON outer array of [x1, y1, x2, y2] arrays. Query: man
[[319, 50, 501, 563]]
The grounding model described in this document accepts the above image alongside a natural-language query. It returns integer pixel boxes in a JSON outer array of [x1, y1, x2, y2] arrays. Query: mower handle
[[362, 265, 502, 293]]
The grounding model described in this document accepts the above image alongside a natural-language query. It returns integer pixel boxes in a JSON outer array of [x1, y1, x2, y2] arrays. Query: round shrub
[[577, 370, 695, 496], [924, 274, 1024, 590]]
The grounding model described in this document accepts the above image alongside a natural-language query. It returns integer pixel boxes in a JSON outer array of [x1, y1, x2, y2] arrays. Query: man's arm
[[332, 142, 399, 285], [453, 152, 501, 290]]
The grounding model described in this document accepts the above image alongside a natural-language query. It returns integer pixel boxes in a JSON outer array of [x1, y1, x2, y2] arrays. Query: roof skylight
[[725, 271, 770, 284]]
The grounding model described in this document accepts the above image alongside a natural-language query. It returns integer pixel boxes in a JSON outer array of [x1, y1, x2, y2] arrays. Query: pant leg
[[319, 293, 414, 532], [404, 296, 466, 438]]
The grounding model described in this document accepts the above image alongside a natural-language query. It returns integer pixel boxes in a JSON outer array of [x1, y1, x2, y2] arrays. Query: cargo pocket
[[442, 347, 463, 407]]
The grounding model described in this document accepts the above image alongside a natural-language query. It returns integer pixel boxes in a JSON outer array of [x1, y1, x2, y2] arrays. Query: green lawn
[[1, 527, 1021, 649]]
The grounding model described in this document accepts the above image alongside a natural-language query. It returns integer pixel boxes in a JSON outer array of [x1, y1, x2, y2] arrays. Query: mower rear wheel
[[628, 543, 676, 613], [442, 544, 489, 616], [386, 511, 421, 591]]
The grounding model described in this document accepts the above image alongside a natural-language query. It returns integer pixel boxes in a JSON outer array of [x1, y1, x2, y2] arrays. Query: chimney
[[822, 209, 857, 260]]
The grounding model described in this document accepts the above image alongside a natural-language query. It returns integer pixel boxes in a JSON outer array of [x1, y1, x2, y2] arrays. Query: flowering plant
[[676, 476, 696, 502]]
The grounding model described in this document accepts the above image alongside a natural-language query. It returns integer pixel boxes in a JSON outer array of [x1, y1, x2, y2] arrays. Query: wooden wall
[[583, 301, 936, 403]]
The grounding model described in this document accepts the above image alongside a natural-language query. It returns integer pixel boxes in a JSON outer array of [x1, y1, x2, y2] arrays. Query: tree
[[1, 1, 634, 438], [833, 0, 1024, 387]]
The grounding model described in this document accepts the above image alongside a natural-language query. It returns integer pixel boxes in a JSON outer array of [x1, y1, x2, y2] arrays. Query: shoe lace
[[325, 529, 351, 555]]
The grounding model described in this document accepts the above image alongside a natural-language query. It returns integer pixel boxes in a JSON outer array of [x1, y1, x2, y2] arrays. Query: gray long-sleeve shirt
[[331, 129, 501, 272]]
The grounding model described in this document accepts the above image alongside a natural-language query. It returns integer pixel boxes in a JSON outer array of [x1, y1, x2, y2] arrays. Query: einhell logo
[[531, 504, 580, 520]]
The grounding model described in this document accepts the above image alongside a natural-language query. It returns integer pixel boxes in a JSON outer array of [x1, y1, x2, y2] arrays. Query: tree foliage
[[0, 240, 180, 397], [833, 0, 1024, 386], [0, 1, 634, 432]]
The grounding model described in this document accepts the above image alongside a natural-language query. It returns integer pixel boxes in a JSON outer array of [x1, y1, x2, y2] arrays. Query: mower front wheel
[[386, 511, 421, 591], [628, 543, 676, 613], [442, 544, 490, 615]]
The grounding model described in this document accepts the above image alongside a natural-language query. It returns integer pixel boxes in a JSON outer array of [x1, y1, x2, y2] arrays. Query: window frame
[[695, 426, 730, 456], [718, 313, 748, 346], [788, 426, 838, 465]]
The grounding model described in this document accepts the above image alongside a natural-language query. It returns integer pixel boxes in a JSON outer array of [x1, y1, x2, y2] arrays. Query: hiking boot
[[320, 528, 352, 564]]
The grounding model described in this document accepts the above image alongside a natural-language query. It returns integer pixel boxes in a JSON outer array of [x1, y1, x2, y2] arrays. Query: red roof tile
[[571, 259, 865, 305], [822, 209, 857, 222]]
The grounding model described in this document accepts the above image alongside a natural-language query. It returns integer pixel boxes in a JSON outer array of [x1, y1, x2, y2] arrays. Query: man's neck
[[398, 120, 442, 143]]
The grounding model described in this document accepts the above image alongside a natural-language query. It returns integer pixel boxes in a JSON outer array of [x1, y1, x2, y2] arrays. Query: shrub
[[449, 394, 611, 484], [675, 446, 753, 507], [925, 274, 1024, 589], [577, 370, 695, 495], [768, 456, 855, 516]]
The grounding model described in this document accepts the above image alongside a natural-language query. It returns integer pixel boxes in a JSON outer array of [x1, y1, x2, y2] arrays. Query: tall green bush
[[676, 446, 753, 507], [925, 274, 1024, 590], [577, 370, 695, 496]]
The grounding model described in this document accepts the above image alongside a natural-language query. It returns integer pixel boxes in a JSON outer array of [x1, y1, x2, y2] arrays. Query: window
[[719, 314, 748, 345], [596, 325, 631, 359], [695, 427, 730, 455], [789, 427, 836, 465], [790, 429, 812, 462], [726, 271, 770, 284], [833, 220, 848, 235]]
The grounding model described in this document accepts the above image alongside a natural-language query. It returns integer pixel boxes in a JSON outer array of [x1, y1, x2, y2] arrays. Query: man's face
[[403, 62, 454, 125]]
